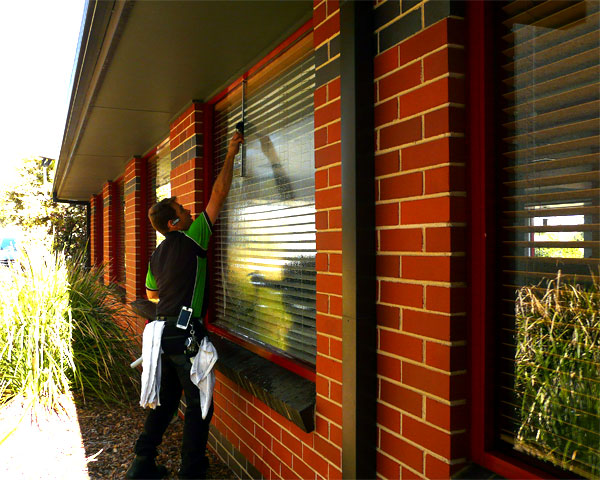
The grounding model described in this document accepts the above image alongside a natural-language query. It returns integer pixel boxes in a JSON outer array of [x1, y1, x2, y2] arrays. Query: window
[[211, 32, 316, 367], [117, 178, 125, 284], [494, 1, 599, 478]]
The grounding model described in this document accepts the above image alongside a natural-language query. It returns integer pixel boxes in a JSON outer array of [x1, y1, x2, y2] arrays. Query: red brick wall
[[170, 102, 206, 215], [373, 1, 468, 477], [124, 157, 148, 303], [102, 181, 118, 284]]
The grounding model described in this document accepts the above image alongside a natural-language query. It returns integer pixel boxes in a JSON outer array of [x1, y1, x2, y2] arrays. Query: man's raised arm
[[205, 132, 243, 224]]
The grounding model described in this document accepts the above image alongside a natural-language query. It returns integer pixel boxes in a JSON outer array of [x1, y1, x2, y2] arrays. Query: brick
[[379, 117, 422, 150], [400, 18, 464, 66], [375, 151, 399, 176], [330, 337, 342, 359], [403, 309, 466, 342], [377, 402, 401, 432], [330, 295, 342, 316], [380, 281, 423, 308], [425, 454, 452, 479], [374, 0, 400, 31], [423, 46, 466, 81], [314, 84, 327, 108], [327, 121, 341, 143], [317, 355, 342, 382], [329, 253, 342, 272], [380, 430, 424, 473], [315, 126, 328, 149], [314, 435, 341, 465], [425, 226, 466, 253], [316, 231, 341, 250], [329, 423, 342, 447], [316, 395, 343, 425], [374, 46, 399, 79], [403, 363, 467, 400], [326, 0, 339, 16], [380, 228, 422, 252], [314, 0, 327, 27], [425, 397, 468, 431], [315, 186, 342, 209], [314, 10, 340, 48], [377, 254, 400, 278], [317, 273, 342, 295], [378, 353, 401, 383], [424, 105, 465, 138], [302, 445, 329, 477], [316, 313, 342, 337], [379, 172, 422, 200], [401, 196, 467, 225], [380, 8, 422, 53], [328, 209, 342, 229], [316, 211, 328, 230], [315, 143, 341, 168], [425, 165, 466, 194], [377, 304, 400, 329], [425, 342, 467, 372], [328, 164, 341, 186], [376, 203, 399, 227], [315, 98, 341, 127], [375, 97, 399, 127], [380, 330, 422, 362], [378, 61, 421, 101], [426, 285, 467, 314], [316, 252, 328, 272], [328, 77, 341, 100], [380, 379, 422, 416], [402, 415, 450, 458], [317, 333, 329, 355], [402, 256, 465, 282], [377, 451, 401, 480], [400, 77, 465, 118]]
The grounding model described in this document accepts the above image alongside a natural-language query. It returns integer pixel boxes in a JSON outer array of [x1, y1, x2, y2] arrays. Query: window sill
[[210, 334, 315, 433], [129, 299, 316, 433]]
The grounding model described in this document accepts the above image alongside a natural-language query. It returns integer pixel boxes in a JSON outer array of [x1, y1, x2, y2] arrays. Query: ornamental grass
[[0, 244, 139, 413], [515, 272, 600, 479]]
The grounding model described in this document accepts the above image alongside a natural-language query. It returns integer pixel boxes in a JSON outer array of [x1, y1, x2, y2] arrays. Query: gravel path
[[0, 393, 234, 479]]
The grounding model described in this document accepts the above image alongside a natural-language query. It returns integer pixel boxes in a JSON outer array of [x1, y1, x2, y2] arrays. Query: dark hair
[[148, 197, 178, 235]]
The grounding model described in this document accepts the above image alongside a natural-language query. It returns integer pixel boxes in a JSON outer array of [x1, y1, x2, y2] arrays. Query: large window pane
[[213, 33, 316, 366], [495, 1, 600, 478]]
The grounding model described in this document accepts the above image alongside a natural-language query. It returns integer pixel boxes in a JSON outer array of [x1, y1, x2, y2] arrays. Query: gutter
[[340, 1, 376, 478], [53, 0, 131, 200]]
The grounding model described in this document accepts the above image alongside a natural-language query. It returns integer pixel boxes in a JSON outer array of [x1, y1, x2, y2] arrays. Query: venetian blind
[[152, 140, 171, 248], [495, 1, 600, 478], [212, 33, 316, 366]]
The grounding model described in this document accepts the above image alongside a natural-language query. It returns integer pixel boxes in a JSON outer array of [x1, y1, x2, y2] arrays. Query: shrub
[[515, 272, 600, 479]]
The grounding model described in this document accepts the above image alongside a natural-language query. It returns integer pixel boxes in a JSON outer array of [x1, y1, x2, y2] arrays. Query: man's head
[[148, 197, 193, 235]]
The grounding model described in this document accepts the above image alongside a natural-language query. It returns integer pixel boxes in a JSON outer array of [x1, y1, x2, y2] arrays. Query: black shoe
[[126, 455, 169, 479]]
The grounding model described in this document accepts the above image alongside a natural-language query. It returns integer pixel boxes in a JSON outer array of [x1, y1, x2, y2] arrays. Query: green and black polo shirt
[[145, 211, 212, 319]]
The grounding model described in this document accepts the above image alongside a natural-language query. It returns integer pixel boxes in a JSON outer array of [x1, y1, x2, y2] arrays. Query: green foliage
[[0, 244, 139, 412], [515, 273, 600, 479], [0, 157, 86, 258], [0, 245, 74, 410], [67, 249, 140, 405], [535, 232, 585, 259]]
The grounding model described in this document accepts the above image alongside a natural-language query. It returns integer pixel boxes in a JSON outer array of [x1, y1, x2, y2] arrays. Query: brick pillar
[[169, 102, 207, 216], [313, 1, 344, 478], [373, 1, 468, 477], [102, 181, 118, 284], [89, 194, 103, 267], [124, 157, 148, 302]]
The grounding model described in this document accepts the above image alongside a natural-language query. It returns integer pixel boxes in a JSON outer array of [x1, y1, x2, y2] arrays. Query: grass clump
[[0, 244, 139, 412], [515, 272, 600, 479]]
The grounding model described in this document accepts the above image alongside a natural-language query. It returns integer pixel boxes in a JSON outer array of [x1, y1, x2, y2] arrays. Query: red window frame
[[203, 19, 316, 383], [468, 3, 568, 478]]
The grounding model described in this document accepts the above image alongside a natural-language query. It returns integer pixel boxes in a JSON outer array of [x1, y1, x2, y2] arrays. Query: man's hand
[[206, 131, 244, 224], [228, 131, 243, 157]]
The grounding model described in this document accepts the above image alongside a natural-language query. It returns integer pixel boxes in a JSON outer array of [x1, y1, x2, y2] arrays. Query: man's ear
[[167, 218, 180, 230]]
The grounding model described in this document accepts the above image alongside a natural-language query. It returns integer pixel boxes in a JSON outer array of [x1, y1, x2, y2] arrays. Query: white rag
[[139, 320, 165, 409], [190, 337, 218, 419]]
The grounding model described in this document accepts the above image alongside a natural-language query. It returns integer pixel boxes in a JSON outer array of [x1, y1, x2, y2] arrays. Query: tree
[[0, 157, 87, 258]]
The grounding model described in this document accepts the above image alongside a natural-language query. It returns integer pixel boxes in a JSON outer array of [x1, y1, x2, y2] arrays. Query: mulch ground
[[0, 393, 235, 480]]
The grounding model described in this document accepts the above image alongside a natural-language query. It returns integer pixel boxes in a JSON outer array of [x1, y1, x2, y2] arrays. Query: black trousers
[[134, 353, 213, 477]]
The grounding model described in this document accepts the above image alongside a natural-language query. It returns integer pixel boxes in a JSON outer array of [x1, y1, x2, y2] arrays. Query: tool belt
[[155, 315, 207, 355]]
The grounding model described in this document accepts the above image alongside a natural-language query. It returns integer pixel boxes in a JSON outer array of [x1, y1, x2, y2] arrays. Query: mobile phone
[[235, 121, 244, 135], [176, 306, 193, 330]]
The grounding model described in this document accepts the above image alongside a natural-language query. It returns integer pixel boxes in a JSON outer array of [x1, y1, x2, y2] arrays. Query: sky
[[0, 0, 86, 185]]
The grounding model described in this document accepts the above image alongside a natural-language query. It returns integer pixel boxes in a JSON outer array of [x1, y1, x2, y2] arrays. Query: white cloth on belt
[[190, 337, 218, 419], [139, 320, 165, 409]]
